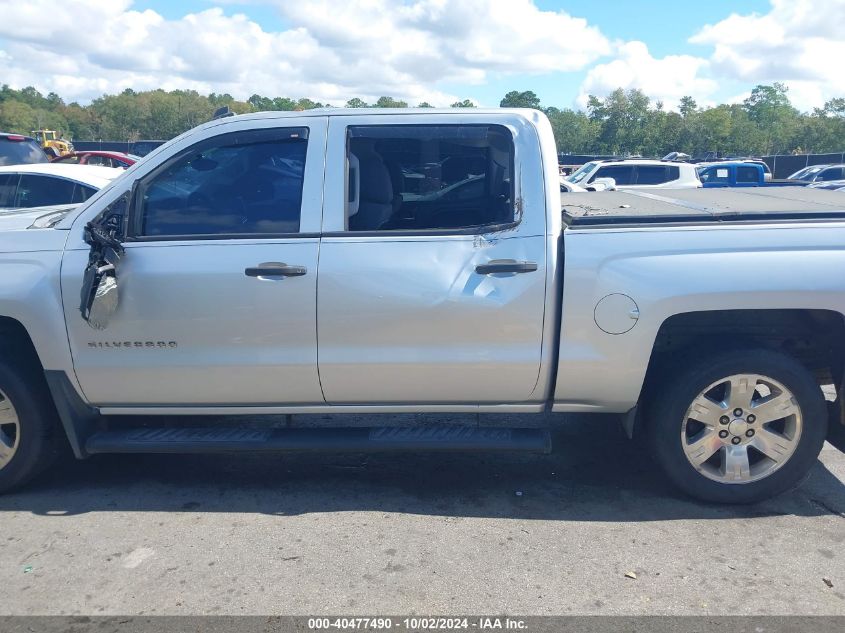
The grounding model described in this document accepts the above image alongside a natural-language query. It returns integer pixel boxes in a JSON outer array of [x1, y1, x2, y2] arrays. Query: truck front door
[[316, 116, 549, 404], [62, 120, 327, 406]]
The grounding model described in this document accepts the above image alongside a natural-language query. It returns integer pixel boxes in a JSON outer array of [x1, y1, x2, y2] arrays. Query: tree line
[[1, 83, 843, 157]]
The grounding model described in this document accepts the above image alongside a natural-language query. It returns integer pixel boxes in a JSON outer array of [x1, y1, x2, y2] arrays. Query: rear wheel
[[646, 348, 827, 503], [0, 354, 60, 493]]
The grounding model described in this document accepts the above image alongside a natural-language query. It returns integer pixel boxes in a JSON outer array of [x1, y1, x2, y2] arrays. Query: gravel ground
[[0, 413, 843, 616]]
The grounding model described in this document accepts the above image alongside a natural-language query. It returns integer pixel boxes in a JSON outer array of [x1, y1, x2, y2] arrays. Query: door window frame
[[320, 114, 546, 239]]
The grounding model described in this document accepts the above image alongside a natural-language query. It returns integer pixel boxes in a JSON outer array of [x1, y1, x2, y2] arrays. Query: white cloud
[[0, 0, 611, 106], [690, 0, 845, 111], [576, 41, 718, 110]]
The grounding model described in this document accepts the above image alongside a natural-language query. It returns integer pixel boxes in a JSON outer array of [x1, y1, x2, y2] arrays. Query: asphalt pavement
[[0, 413, 843, 616]]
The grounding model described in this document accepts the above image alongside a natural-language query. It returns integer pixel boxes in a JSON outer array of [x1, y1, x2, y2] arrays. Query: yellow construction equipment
[[31, 129, 73, 158]]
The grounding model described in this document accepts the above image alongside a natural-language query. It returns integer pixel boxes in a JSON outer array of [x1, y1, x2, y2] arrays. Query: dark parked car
[[0, 133, 49, 166]]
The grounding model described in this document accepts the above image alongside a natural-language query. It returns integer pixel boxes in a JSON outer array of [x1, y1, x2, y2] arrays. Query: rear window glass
[[345, 125, 514, 231], [636, 165, 679, 185], [0, 138, 49, 166], [592, 165, 635, 185], [736, 166, 759, 183]]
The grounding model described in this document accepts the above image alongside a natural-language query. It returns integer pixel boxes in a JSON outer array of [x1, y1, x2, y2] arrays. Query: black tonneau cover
[[562, 187, 845, 227]]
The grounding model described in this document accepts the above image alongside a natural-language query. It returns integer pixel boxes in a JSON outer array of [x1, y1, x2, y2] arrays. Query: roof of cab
[[194, 107, 543, 135], [218, 107, 536, 120]]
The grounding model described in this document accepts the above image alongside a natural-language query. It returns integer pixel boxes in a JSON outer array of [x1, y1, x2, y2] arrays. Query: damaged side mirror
[[80, 191, 128, 330], [80, 262, 119, 330]]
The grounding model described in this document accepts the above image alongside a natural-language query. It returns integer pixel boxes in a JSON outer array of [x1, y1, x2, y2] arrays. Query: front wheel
[[0, 355, 60, 493], [645, 348, 828, 503]]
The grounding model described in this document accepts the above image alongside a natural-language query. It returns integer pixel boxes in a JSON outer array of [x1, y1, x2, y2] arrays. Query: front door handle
[[245, 262, 307, 278], [475, 259, 538, 275]]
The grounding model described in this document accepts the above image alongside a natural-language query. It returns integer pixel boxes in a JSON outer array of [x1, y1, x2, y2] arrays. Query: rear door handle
[[475, 259, 538, 275], [245, 262, 307, 278]]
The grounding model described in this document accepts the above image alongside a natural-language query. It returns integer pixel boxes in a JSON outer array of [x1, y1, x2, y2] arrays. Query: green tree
[[499, 90, 541, 109], [587, 88, 652, 155], [416, 101, 434, 108], [374, 96, 408, 108], [0, 83, 840, 153], [295, 98, 324, 110], [345, 98, 369, 108], [61, 102, 98, 139], [679, 96, 697, 118], [545, 108, 597, 153], [248, 94, 273, 111], [0, 100, 36, 134], [450, 99, 475, 108], [742, 83, 799, 154], [271, 97, 298, 111]]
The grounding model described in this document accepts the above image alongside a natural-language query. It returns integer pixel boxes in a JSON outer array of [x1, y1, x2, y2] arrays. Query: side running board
[[85, 425, 552, 455]]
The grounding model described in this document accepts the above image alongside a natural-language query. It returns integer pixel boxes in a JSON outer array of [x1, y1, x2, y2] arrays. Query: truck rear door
[[315, 115, 548, 404]]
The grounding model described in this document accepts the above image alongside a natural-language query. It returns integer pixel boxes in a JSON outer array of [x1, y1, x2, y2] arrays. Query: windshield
[[566, 161, 597, 184]]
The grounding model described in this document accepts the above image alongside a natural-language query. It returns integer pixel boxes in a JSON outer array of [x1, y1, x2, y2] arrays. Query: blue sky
[[0, 0, 841, 112]]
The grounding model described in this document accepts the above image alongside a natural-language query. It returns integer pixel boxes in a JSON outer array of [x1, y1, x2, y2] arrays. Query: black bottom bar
[[85, 425, 552, 455]]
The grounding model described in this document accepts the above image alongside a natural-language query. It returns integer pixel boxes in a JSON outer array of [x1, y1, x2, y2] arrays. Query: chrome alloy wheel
[[0, 387, 20, 470], [681, 374, 803, 484]]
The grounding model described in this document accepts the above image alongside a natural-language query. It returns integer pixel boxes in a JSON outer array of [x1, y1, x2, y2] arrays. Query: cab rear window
[[345, 125, 515, 232], [0, 137, 49, 166]]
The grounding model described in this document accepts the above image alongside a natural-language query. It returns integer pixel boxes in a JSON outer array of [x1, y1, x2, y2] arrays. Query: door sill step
[[85, 425, 552, 455]]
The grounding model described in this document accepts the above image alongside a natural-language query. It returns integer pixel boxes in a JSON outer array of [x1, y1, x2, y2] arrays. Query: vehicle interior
[[346, 125, 514, 231]]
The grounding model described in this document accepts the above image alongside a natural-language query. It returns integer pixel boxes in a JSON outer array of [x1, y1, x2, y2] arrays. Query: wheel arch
[[0, 316, 44, 369], [634, 308, 845, 443]]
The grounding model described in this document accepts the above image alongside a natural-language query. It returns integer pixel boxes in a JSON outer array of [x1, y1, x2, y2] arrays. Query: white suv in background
[[566, 159, 701, 189]]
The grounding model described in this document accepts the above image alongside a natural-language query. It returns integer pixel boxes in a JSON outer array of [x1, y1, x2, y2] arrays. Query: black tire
[[0, 349, 60, 493], [645, 348, 827, 504]]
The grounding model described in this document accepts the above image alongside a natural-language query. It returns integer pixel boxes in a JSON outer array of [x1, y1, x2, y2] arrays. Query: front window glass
[[15, 174, 77, 207], [139, 136, 307, 237]]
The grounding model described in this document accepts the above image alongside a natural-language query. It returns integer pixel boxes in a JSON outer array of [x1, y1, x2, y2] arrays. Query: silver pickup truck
[[1, 109, 844, 503]]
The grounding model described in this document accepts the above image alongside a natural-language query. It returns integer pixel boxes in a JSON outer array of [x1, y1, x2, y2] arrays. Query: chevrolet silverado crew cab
[[1, 109, 845, 503]]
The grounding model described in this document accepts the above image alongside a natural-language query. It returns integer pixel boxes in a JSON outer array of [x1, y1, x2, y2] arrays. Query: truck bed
[[562, 187, 845, 227]]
